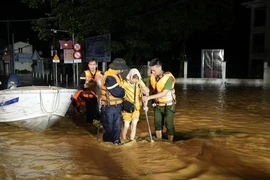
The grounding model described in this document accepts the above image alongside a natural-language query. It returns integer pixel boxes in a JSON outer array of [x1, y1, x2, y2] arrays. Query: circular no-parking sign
[[73, 43, 81, 51], [73, 51, 82, 59]]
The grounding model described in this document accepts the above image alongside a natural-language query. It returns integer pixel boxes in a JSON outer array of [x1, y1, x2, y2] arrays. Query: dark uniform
[[100, 58, 128, 144]]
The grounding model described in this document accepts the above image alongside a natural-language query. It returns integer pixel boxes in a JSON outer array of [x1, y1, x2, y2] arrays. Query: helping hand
[[143, 106, 149, 112], [142, 96, 148, 102]]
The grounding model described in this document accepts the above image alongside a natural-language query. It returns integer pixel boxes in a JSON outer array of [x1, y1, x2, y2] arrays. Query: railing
[[12, 60, 265, 88], [185, 61, 264, 79], [32, 73, 73, 87]]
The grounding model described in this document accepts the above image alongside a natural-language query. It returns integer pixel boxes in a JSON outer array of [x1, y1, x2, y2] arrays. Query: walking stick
[[139, 84, 153, 142], [144, 107, 153, 142]]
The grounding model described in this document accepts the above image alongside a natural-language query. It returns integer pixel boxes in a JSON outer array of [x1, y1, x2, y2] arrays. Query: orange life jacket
[[150, 72, 176, 106], [80, 70, 102, 82], [81, 70, 102, 99], [101, 68, 123, 106], [72, 89, 86, 107]]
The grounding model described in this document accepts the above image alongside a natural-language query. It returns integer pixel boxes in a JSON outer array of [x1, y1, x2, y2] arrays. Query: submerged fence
[[186, 61, 265, 79], [6, 60, 268, 88]]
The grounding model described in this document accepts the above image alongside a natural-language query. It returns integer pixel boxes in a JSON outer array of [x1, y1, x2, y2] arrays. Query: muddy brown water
[[0, 83, 270, 180]]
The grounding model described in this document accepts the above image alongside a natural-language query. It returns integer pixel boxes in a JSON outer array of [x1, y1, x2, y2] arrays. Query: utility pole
[[7, 18, 10, 75], [71, 0, 78, 87], [50, 29, 60, 86], [53, 31, 58, 86], [12, 33, 15, 74], [72, 32, 76, 86]]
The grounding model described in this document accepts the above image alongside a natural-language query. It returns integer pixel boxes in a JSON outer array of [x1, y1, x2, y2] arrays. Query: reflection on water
[[1, 83, 270, 180]]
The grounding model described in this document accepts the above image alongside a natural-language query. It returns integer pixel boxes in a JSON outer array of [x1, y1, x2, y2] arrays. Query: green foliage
[[22, 0, 235, 71]]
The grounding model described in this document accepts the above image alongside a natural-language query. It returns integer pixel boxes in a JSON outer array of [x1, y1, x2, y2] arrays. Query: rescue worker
[[79, 58, 103, 124], [142, 58, 176, 142], [100, 58, 128, 144]]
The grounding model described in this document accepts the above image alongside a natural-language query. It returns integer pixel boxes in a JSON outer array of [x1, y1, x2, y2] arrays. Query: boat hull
[[0, 86, 77, 131]]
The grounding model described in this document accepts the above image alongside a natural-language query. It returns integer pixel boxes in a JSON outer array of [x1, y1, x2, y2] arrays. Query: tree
[[22, 0, 235, 77]]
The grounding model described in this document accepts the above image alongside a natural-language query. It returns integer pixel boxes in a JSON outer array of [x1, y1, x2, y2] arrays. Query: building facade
[[1, 41, 45, 75], [242, 0, 270, 77], [13, 41, 33, 73]]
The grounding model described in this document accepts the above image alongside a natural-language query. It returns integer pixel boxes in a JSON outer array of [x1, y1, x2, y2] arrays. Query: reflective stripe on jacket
[[150, 72, 176, 106], [84, 70, 101, 81], [101, 69, 123, 106], [80, 70, 102, 81]]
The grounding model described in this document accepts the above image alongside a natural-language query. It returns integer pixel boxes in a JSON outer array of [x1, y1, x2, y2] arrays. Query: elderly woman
[[121, 68, 149, 143]]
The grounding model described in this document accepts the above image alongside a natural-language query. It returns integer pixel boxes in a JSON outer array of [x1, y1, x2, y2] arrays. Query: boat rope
[[39, 87, 61, 119]]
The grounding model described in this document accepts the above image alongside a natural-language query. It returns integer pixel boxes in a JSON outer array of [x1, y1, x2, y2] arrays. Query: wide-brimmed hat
[[109, 58, 128, 70]]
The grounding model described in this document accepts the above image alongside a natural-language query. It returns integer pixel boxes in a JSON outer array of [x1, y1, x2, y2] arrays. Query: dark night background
[[0, 1, 49, 52], [186, 0, 251, 77], [0, 0, 251, 77]]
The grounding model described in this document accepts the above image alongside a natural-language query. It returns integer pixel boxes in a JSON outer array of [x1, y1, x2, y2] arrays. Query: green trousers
[[154, 105, 175, 135]]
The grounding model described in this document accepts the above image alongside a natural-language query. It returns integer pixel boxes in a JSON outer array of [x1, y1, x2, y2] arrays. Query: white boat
[[0, 86, 77, 131]]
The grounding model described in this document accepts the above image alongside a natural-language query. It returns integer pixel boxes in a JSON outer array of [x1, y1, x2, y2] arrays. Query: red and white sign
[[73, 43, 81, 51], [73, 42, 82, 63], [73, 51, 82, 59]]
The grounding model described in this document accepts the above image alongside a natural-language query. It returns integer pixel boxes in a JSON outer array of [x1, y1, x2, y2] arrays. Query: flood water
[[1, 83, 270, 180]]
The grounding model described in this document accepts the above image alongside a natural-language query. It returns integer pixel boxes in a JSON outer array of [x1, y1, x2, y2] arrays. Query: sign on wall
[[64, 49, 74, 64], [201, 49, 224, 78]]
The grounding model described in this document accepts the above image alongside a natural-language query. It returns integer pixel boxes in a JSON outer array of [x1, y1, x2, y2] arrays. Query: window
[[254, 6, 266, 27], [252, 33, 264, 53]]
